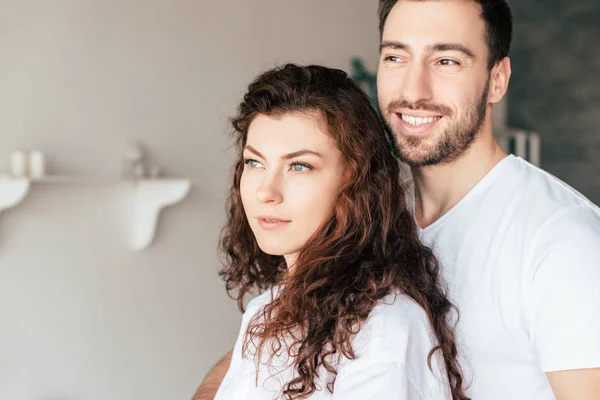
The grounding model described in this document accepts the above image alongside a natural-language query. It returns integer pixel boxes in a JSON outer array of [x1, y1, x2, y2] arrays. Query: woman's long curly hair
[[220, 64, 469, 400]]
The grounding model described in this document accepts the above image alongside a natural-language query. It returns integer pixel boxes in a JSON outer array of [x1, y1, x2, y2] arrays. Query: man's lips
[[392, 112, 443, 135]]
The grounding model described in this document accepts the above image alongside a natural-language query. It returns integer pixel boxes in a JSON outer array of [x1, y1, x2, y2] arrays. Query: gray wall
[[508, 0, 600, 203]]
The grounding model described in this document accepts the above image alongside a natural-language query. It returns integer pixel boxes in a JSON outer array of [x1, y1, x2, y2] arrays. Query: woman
[[214, 64, 468, 399]]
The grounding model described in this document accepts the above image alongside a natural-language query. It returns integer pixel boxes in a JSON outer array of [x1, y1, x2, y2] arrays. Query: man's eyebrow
[[380, 40, 410, 53], [427, 43, 475, 58], [380, 40, 475, 58]]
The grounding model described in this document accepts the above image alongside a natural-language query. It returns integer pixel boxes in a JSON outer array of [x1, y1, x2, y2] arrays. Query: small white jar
[[28, 150, 46, 179], [9, 150, 28, 177]]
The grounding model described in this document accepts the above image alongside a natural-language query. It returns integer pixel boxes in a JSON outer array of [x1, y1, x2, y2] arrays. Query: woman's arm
[[191, 351, 232, 400]]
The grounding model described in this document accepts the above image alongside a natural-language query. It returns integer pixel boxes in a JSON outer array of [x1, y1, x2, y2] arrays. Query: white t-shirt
[[407, 155, 600, 399], [214, 289, 451, 399]]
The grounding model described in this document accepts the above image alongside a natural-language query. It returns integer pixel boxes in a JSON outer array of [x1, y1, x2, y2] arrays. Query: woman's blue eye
[[244, 159, 262, 168], [291, 163, 311, 172]]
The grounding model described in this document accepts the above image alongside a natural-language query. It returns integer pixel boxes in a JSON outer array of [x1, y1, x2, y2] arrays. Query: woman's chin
[[256, 241, 300, 258], [256, 243, 287, 257]]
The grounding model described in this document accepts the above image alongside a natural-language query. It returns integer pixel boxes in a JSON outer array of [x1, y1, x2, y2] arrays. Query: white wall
[[0, 1, 380, 399]]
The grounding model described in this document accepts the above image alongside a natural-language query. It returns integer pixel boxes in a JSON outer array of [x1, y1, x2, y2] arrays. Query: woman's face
[[240, 112, 345, 267]]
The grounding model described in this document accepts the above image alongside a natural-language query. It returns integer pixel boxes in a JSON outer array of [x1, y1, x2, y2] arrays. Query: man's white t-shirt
[[407, 155, 600, 399], [214, 289, 451, 399]]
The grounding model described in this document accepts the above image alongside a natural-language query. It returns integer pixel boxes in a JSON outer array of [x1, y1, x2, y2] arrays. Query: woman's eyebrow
[[244, 146, 323, 160]]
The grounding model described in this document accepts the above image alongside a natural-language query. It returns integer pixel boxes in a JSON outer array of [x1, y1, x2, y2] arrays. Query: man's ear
[[489, 57, 512, 104]]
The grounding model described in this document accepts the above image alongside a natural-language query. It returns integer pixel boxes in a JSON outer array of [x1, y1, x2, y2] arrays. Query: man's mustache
[[385, 99, 452, 116]]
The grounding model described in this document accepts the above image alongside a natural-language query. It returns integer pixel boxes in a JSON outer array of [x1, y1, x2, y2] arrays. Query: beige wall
[[0, 1, 379, 399]]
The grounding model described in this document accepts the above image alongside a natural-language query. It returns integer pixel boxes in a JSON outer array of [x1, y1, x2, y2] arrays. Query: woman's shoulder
[[244, 286, 279, 313], [352, 292, 437, 358], [335, 292, 450, 398], [373, 291, 431, 322]]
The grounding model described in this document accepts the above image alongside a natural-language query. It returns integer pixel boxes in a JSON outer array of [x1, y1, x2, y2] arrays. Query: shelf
[[0, 174, 191, 250], [132, 179, 191, 250], [29, 175, 114, 184], [0, 175, 30, 213]]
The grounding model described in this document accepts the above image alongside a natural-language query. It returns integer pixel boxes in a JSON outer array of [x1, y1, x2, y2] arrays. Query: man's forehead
[[382, 0, 487, 52]]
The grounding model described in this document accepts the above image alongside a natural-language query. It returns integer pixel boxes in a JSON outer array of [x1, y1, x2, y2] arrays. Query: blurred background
[[0, 1, 597, 399], [508, 0, 600, 201]]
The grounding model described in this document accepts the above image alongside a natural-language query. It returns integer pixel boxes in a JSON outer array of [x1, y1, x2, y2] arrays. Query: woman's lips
[[256, 216, 291, 230]]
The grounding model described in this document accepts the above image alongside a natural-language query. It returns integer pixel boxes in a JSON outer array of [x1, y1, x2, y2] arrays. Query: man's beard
[[381, 80, 489, 168]]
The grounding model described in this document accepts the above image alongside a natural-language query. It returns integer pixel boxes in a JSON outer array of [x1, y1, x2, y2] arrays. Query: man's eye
[[385, 55, 403, 63], [438, 59, 460, 66]]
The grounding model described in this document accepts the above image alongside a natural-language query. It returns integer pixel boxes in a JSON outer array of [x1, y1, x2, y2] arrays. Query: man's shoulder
[[404, 155, 600, 234], [515, 157, 597, 209], [402, 155, 598, 212], [497, 159, 600, 259], [507, 158, 600, 227]]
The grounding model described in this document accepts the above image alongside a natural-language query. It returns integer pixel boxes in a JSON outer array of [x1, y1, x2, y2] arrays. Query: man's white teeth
[[401, 114, 440, 126]]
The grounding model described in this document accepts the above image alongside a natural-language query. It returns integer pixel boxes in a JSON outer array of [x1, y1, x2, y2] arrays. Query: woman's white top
[[214, 288, 452, 399]]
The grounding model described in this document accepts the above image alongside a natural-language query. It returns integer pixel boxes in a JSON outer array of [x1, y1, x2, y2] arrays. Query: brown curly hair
[[220, 64, 469, 399]]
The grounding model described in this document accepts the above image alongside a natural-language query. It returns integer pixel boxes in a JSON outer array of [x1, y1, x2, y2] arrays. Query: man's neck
[[411, 130, 507, 229]]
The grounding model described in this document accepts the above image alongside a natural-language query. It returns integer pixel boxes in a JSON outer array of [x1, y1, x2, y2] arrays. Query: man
[[376, 0, 600, 399], [194, 1, 600, 398]]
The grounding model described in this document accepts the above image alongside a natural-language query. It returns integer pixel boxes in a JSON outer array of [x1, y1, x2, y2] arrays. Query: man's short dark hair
[[378, 0, 513, 69]]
